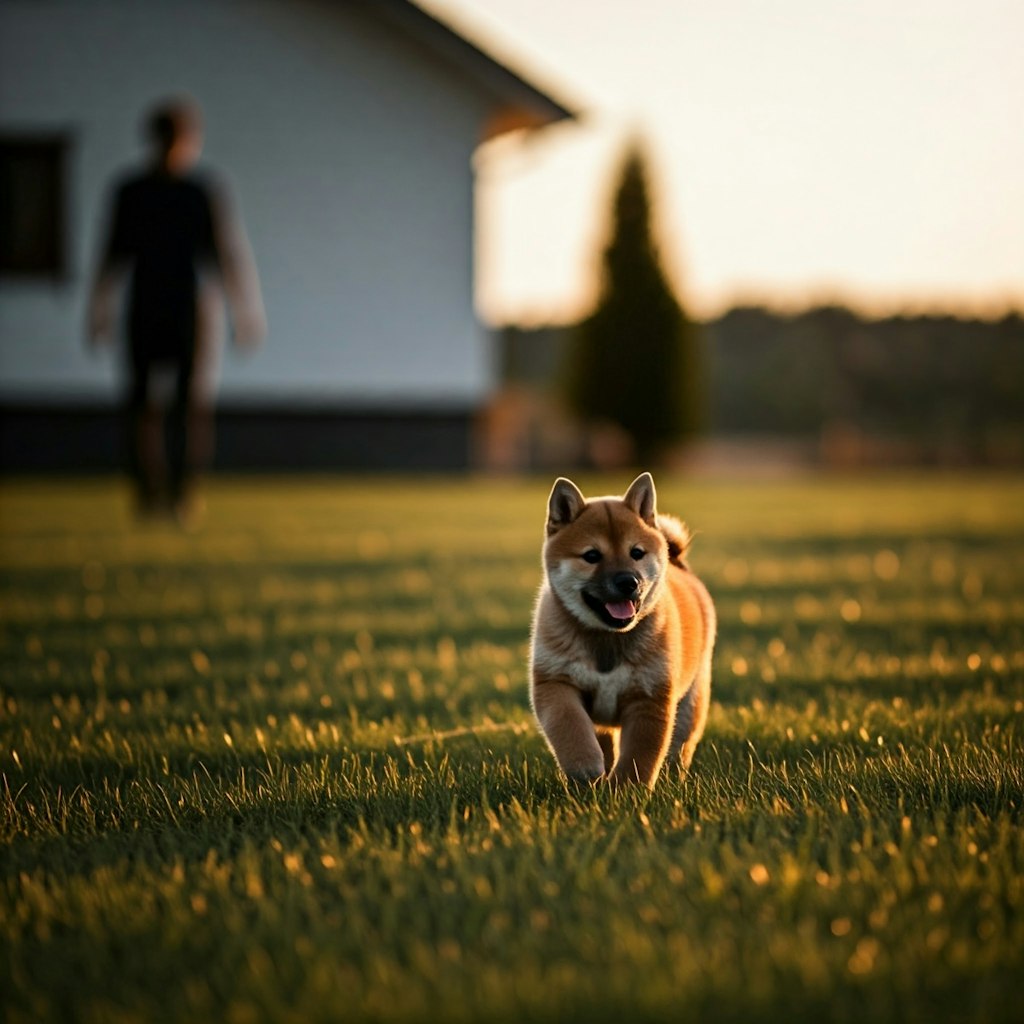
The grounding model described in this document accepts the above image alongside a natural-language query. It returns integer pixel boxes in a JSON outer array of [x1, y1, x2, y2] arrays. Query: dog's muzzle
[[583, 572, 643, 628]]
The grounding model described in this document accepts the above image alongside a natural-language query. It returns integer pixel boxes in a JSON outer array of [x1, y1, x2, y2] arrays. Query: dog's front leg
[[532, 679, 604, 783], [612, 695, 672, 788]]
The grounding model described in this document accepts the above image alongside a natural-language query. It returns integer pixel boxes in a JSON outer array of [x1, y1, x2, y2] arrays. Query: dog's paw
[[563, 766, 604, 787]]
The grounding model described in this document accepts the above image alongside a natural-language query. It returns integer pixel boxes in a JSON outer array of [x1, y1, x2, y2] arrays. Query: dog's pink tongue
[[605, 600, 636, 620]]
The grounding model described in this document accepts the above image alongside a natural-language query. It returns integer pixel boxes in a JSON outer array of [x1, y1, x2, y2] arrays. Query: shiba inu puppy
[[529, 473, 716, 788]]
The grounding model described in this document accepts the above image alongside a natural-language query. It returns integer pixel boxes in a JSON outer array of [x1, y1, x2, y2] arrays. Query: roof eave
[[355, 0, 578, 134]]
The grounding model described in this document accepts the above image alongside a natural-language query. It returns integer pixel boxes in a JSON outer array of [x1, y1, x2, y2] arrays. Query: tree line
[[705, 305, 1024, 463], [521, 144, 1023, 466]]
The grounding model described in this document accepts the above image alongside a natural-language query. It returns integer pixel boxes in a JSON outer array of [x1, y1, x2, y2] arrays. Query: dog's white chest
[[569, 662, 634, 725]]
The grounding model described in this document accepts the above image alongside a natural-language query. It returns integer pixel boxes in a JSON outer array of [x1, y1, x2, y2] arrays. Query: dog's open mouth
[[605, 600, 636, 621], [583, 593, 638, 629]]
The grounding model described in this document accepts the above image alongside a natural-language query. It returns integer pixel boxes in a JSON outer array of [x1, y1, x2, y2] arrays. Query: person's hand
[[87, 295, 115, 349], [233, 307, 266, 351]]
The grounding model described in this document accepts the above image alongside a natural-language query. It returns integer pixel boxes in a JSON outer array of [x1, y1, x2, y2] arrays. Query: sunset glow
[[429, 0, 1024, 322]]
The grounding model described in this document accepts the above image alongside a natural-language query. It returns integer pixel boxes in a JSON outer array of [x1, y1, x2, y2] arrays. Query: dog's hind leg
[[597, 728, 618, 775], [665, 684, 697, 766], [666, 669, 710, 771]]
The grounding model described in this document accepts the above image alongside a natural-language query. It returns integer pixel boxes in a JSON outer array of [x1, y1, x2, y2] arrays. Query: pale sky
[[423, 0, 1024, 323]]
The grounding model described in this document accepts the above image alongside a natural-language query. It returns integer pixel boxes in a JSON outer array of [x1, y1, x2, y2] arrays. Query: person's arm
[[86, 183, 130, 348], [208, 180, 265, 349]]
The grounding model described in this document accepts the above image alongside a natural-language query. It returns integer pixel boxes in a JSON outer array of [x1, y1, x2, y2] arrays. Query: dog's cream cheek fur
[[548, 560, 593, 627]]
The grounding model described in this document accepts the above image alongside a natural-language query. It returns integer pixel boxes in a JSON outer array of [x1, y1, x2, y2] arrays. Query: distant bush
[[562, 146, 703, 464]]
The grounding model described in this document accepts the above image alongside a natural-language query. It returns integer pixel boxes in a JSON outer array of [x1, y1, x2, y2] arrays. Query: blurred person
[[88, 96, 264, 525]]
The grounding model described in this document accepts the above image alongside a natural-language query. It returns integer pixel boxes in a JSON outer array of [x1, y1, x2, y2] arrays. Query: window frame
[[0, 132, 71, 280]]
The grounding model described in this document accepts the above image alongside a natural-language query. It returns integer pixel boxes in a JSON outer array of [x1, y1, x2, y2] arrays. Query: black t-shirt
[[105, 170, 221, 355]]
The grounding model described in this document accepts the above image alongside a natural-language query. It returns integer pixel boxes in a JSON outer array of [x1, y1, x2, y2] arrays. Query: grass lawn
[[2, 473, 1022, 1023]]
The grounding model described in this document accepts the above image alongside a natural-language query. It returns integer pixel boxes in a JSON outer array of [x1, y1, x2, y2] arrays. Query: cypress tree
[[564, 145, 701, 464]]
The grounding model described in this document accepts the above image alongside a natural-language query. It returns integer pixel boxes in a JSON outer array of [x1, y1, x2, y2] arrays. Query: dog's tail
[[657, 514, 692, 569]]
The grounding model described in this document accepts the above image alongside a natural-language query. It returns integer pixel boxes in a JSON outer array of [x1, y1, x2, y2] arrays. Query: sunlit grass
[[1, 474, 1023, 1023]]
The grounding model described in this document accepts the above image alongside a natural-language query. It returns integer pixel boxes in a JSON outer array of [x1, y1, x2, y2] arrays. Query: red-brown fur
[[529, 473, 715, 788]]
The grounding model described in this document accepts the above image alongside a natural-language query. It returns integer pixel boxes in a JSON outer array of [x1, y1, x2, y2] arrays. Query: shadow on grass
[[6, 726, 1021, 888], [2, 743, 574, 878]]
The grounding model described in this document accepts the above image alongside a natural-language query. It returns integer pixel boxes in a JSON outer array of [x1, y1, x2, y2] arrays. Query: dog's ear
[[623, 472, 657, 525], [547, 477, 586, 535]]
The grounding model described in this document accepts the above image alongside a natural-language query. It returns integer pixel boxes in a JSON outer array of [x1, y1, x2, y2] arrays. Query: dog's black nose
[[612, 572, 640, 597]]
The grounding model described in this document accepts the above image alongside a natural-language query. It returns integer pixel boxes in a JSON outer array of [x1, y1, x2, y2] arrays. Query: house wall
[[0, 0, 495, 409]]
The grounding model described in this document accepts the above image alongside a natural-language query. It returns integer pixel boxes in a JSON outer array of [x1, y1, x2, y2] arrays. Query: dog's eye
[[581, 549, 602, 564], [630, 547, 646, 561]]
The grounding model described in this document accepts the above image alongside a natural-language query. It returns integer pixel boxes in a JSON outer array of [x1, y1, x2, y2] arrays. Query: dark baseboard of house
[[0, 402, 477, 473]]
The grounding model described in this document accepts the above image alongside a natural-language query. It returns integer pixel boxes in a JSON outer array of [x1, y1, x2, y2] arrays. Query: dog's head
[[542, 472, 669, 632]]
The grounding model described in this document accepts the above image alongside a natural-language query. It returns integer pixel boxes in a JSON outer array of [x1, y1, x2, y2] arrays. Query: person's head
[[145, 96, 204, 174]]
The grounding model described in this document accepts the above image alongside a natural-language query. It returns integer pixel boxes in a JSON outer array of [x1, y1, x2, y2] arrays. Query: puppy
[[529, 473, 715, 788]]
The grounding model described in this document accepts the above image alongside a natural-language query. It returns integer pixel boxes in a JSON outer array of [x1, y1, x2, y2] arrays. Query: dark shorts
[[127, 334, 197, 406]]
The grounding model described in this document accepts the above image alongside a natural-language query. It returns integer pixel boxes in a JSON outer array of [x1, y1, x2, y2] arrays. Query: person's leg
[[127, 347, 166, 513], [168, 347, 213, 522]]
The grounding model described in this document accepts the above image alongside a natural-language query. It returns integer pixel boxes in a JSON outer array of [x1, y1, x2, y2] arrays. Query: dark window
[[0, 135, 69, 277]]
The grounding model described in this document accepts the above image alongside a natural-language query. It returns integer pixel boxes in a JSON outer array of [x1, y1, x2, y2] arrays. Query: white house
[[0, 0, 573, 470]]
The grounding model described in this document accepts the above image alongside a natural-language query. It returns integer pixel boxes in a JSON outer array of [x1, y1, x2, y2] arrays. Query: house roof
[[355, 0, 578, 138]]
